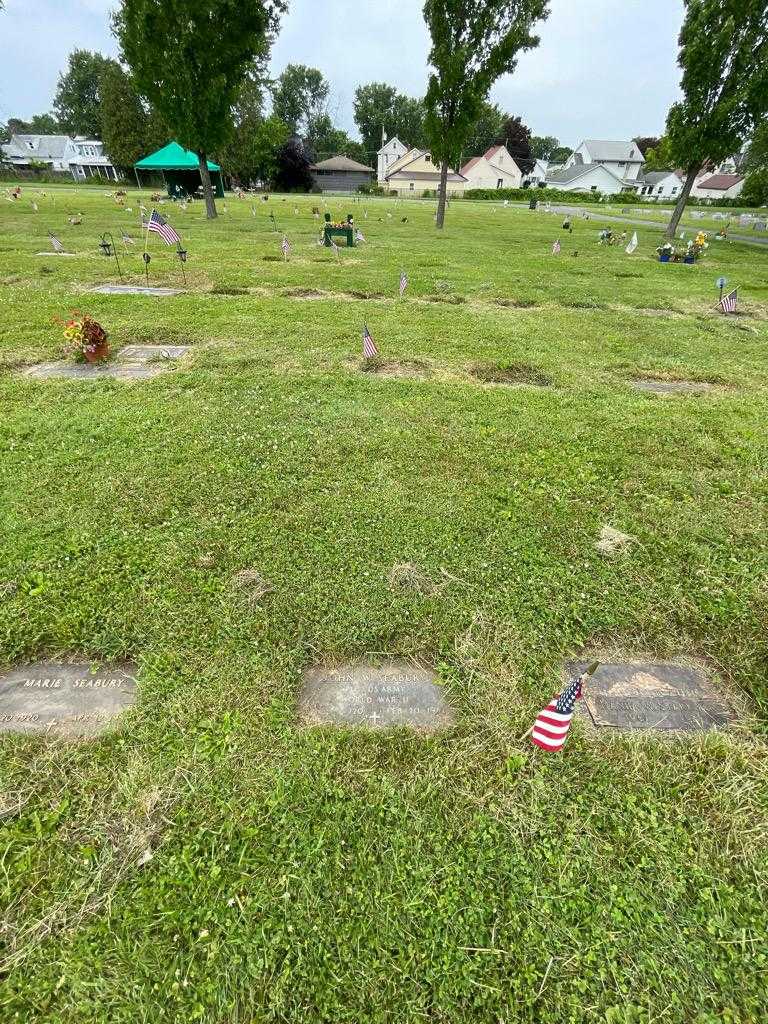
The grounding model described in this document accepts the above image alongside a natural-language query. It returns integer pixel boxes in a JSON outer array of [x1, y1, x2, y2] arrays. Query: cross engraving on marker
[[369, 712, 381, 724]]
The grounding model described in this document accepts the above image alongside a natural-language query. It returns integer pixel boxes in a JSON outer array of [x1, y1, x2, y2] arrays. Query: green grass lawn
[[1, 186, 767, 1023]]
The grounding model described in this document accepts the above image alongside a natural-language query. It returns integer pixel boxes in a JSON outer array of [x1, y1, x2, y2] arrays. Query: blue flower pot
[[683, 255, 695, 265], [659, 252, 671, 263]]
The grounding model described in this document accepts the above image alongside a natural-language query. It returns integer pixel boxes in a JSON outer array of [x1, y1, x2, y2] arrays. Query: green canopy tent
[[134, 141, 224, 199]]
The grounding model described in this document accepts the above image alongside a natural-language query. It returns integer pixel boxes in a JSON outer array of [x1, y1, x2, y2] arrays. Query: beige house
[[383, 148, 468, 196], [460, 144, 522, 190], [690, 173, 745, 201]]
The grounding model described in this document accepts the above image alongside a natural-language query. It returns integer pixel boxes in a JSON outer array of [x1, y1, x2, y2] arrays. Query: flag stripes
[[146, 209, 180, 245], [362, 324, 379, 359], [718, 288, 738, 313]]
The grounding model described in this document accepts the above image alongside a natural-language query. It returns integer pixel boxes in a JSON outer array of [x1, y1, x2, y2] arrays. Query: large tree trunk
[[435, 160, 449, 229], [665, 165, 700, 239], [197, 151, 218, 219]]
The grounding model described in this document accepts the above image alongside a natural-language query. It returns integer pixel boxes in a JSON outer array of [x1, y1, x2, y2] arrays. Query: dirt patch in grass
[[424, 293, 466, 305], [282, 287, 327, 300], [1, 275, 22, 286], [359, 356, 430, 379], [565, 299, 604, 310], [596, 525, 637, 557], [210, 286, 249, 296], [629, 377, 718, 395], [231, 568, 273, 606], [615, 271, 643, 279], [494, 298, 538, 309], [263, 254, 283, 262], [470, 362, 552, 387], [388, 562, 441, 596], [345, 290, 386, 301]]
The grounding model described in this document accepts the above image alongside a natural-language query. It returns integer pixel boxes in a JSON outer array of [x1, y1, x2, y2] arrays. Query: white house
[[545, 162, 628, 195], [635, 170, 683, 200], [377, 136, 409, 184], [691, 173, 745, 201], [525, 158, 549, 186], [459, 144, 522, 189], [1, 133, 118, 180], [564, 140, 644, 182]]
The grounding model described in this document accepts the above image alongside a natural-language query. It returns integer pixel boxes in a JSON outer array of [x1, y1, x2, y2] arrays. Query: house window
[[671, 187, 678, 195], [618, 161, 625, 167], [425, 154, 431, 162], [497, 179, 503, 189], [590, 185, 598, 192], [409, 182, 414, 191]]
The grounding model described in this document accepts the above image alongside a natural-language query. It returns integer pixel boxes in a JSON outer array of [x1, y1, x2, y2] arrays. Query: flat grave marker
[[299, 659, 454, 731], [0, 660, 137, 737], [24, 344, 190, 381], [90, 284, 184, 297], [570, 659, 734, 733]]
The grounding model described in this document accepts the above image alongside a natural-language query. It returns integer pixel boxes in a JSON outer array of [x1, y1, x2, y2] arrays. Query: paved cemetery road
[[509, 202, 768, 248]]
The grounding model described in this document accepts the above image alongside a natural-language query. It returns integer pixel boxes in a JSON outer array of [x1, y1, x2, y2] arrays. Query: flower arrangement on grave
[[58, 312, 109, 363], [656, 241, 674, 262]]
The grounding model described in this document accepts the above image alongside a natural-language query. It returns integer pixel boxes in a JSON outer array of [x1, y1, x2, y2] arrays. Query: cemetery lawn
[[2, 188, 768, 1024]]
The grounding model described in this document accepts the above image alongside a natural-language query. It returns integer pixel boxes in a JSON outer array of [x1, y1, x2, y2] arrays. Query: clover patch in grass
[[470, 362, 552, 387]]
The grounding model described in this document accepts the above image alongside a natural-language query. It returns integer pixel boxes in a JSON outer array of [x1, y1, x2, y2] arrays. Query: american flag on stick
[[146, 209, 180, 245], [717, 288, 738, 313], [121, 231, 135, 246], [330, 237, 340, 258], [281, 235, 291, 258], [362, 324, 379, 359], [552, 239, 561, 255], [529, 662, 599, 752], [48, 231, 65, 253], [355, 229, 366, 243], [399, 269, 408, 297]]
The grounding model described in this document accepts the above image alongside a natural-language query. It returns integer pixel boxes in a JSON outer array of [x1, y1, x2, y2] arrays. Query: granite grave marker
[[25, 344, 190, 381], [299, 659, 454, 731], [0, 661, 138, 737]]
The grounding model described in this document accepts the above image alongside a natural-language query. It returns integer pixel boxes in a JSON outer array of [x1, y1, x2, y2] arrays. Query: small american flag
[[48, 232, 65, 253], [146, 209, 180, 245], [718, 288, 738, 313], [530, 673, 584, 752], [399, 270, 408, 297], [355, 229, 366, 243], [281, 235, 291, 258], [330, 238, 340, 258], [362, 324, 379, 359], [552, 239, 561, 255], [121, 231, 135, 246]]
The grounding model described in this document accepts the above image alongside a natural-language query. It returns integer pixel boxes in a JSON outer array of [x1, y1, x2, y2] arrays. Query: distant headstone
[[90, 285, 183, 296], [299, 659, 454, 731], [753, 219, 767, 231], [570, 659, 733, 732], [0, 661, 137, 736]]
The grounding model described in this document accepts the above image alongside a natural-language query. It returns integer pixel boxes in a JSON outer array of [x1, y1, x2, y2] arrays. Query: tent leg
[[134, 168, 141, 189]]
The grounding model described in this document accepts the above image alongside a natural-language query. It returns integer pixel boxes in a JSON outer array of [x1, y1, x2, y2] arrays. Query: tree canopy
[[462, 101, 505, 162], [353, 84, 427, 157], [423, 0, 548, 226], [116, 0, 285, 217], [530, 134, 558, 159], [53, 50, 117, 137], [663, 0, 768, 236], [272, 64, 330, 137], [496, 114, 535, 173]]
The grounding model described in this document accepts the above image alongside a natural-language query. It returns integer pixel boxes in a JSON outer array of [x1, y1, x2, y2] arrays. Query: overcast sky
[[0, 0, 685, 146]]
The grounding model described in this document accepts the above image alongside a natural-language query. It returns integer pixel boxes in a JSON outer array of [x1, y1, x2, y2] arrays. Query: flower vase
[[84, 341, 109, 363]]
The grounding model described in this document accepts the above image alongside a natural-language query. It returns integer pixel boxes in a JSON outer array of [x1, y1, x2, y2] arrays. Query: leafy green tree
[[662, 0, 768, 238], [307, 114, 368, 165], [642, 136, 675, 171], [219, 115, 290, 185], [423, 1, 548, 228], [530, 134, 558, 159], [740, 168, 768, 205], [116, 0, 285, 218], [389, 94, 427, 151], [272, 64, 329, 136], [633, 136, 661, 157], [353, 83, 398, 154], [100, 64, 154, 169], [549, 144, 571, 164], [744, 120, 768, 172], [462, 100, 505, 161], [53, 50, 117, 137], [6, 113, 61, 135]]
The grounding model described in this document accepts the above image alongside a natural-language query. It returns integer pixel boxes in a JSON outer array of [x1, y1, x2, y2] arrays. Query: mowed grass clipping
[[0, 186, 767, 1024]]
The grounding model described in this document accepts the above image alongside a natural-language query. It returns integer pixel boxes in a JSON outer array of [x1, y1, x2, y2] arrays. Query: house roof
[[460, 156, 482, 175], [581, 140, 642, 162], [696, 173, 744, 190], [2, 134, 72, 161], [546, 162, 626, 185], [135, 141, 220, 171], [387, 169, 468, 182], [377, 136, 406, 155], [310, 155, 374, 173], [483, 145, 504, 161], [640, 170, 681, 185]]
